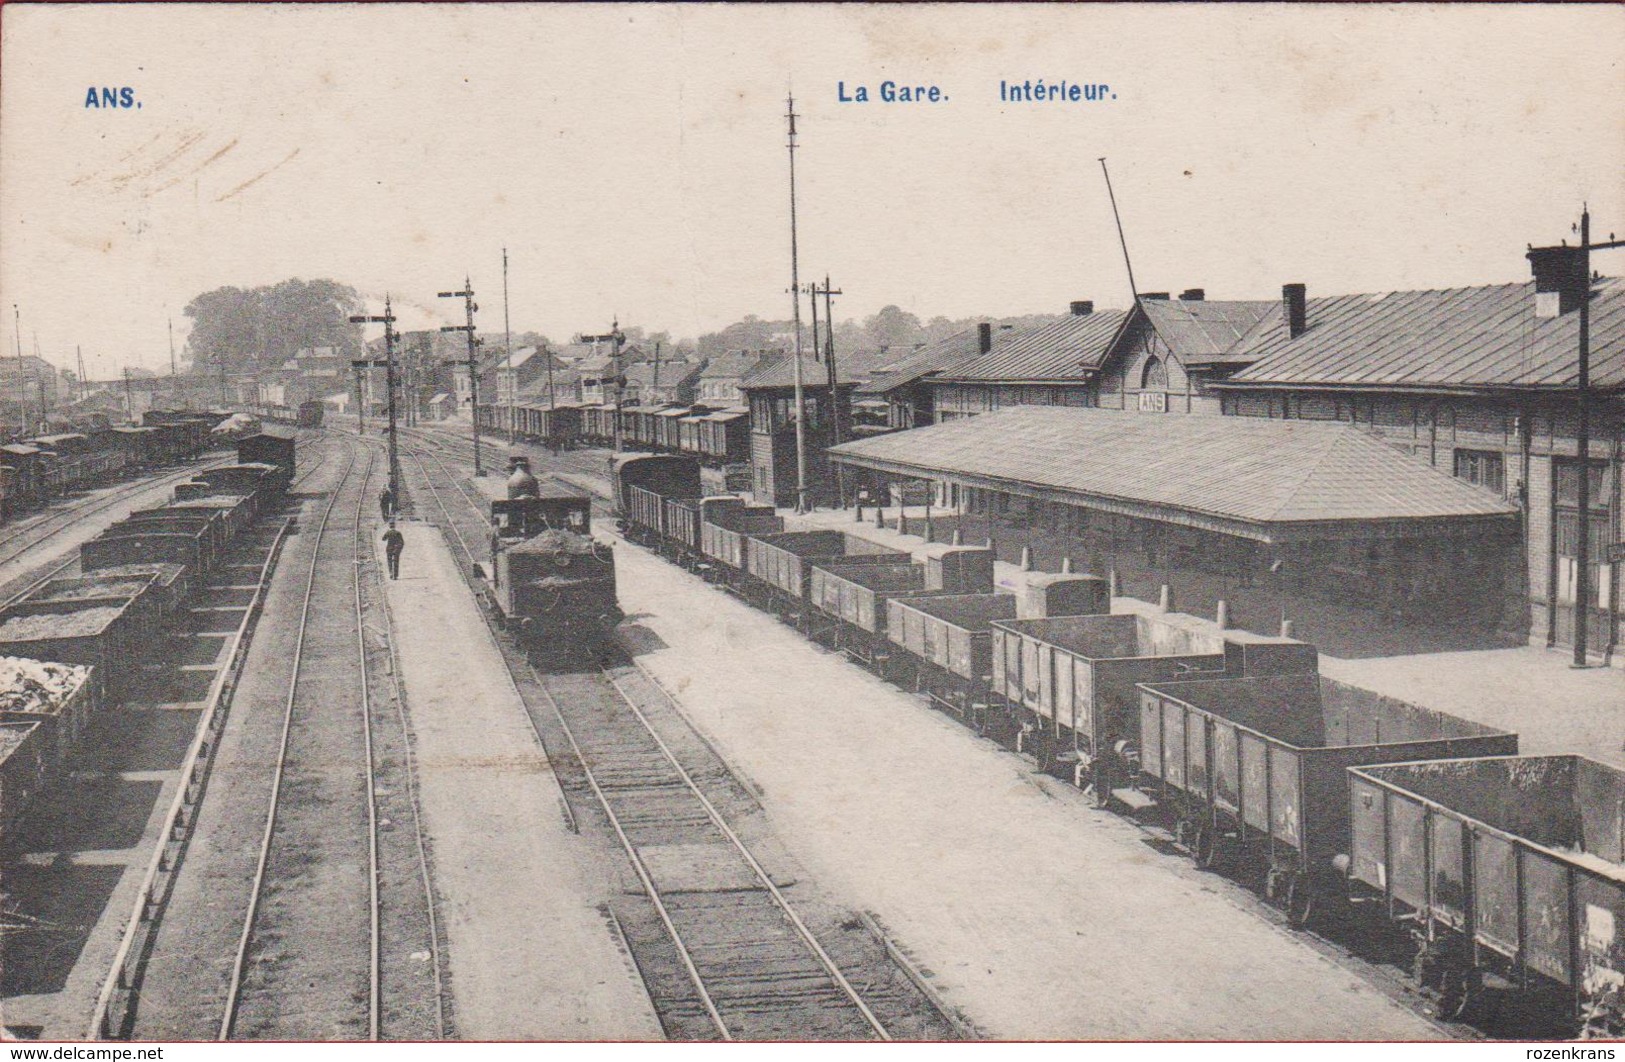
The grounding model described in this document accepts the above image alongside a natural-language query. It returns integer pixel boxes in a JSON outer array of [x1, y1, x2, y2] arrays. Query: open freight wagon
[[744, 531, 906, 624], [807, 546, 997, 673], [887, 592, 1019, 719], [1348, 755, 1625, 1033], [698, 499, 782, 583], [987, 610, 1316, 792], [1135, 673, 1519, 926]]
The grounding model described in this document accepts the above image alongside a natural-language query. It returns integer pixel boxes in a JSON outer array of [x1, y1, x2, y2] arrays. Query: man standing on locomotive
[[382, 521, 405, 580]]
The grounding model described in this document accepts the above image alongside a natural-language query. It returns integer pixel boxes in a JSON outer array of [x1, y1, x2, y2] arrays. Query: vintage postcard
[[0, 1, 1621, 1047]]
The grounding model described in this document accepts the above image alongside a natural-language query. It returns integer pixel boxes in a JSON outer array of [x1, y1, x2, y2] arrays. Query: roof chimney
[[977, 322, 993, 354], [1069, 300, 1094, 316], [1179, 288, 1205, 302], [1526, 244, 1588, 318], [1283, 283, 1307, 338], [1139, 292, 1170, 301]]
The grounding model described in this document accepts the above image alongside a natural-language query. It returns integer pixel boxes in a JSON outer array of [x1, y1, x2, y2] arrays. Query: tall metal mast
[[1099, 158, 1140, 303], [439, 277, 485, 476], [350, 297, 401, 500], [786, 93, 809, 513], [503, 246, 515, 444]]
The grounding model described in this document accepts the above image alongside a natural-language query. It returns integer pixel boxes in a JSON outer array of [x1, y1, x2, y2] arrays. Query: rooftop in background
[[859, 325, 1017, 395], [1226, 277, 1625, 391], [740, 352, 858, 389], [700, 351, 773, 379], [829, 405, 1518, 542], [1137, 298, 1278, 366], [623, 360, 702, 389], [939, 309, 1130, 383]]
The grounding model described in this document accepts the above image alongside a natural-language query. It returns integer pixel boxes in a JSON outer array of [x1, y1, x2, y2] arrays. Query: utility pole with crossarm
[[439, 278, 485, 476], [348, 295, 402, 501]]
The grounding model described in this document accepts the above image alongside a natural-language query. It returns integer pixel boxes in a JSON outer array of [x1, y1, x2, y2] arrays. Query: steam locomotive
[[473, 453, 619, 656]]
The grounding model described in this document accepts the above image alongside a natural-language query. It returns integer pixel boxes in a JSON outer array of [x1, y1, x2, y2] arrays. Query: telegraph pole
[[439, 277, 485, 476], [76, 346, 87, 402], [580, 321, 627, 452], [350, 358, 368, 436], [786, 93, 809, 513], [502, 247, 515, 444], [1529, 211, 1625, 666], [13, 304, 29, 435], [349, 297, 402, 500], [816, 276, 845, 504]]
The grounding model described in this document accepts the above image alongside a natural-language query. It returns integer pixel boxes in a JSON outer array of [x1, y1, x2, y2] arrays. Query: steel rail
[[218, 444, 378, 1040], [598, 667, 892, 1041], [81, 435, 340, 1040], [351, 450, 383, 1041], [402, 439, 890, 1041], [0, 456, 238, 571], [364, 479, 450, 1039], [399, 443, 731, 1039]]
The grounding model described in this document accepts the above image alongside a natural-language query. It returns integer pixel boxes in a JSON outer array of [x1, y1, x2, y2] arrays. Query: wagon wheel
[[1284, 872, 1316, 929], [1035, 737, 1057, 775], [1089, 763, 1114, 809], [1434, 965, 1479, 1022], [1195, 824, 1226, 871]]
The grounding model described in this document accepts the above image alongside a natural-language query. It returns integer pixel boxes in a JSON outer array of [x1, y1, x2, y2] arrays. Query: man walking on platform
[[382, 522, 405, 580], [380, 486, 396, 521]]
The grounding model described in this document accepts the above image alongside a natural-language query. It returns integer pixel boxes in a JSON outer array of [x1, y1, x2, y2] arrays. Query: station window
[[1452, 449, 1505, 495]]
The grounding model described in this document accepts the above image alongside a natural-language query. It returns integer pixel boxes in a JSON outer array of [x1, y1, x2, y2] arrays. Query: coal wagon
[[1348, 755, 1624, 1032], [1135, 673, 1518, 925], [744, 530, 907, 625]]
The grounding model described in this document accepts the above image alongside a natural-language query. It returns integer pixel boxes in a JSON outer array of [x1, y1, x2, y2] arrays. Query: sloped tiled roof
[[859, 326, 1010, 395], [940, 311, 1129, 383], [1227, 278, 1625, 390], [1139, 299, 1278, 364], [700, 351, 768, 379], [516, 368, 579, 401], [624, 361, 701, 389], [828, 406, 1517, 542], [741, 352, 857, 389]]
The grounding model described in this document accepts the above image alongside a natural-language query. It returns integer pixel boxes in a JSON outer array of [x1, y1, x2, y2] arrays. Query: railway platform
[[375, 521, 661, 1041]]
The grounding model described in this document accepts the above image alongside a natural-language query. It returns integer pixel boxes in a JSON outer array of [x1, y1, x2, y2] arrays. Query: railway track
[[210, 437, 443, 1040], [399, 439, 951, 1041], [0, 456, 237, 573]]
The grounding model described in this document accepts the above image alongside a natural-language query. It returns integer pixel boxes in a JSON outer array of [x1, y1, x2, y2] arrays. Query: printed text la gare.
[[837, 81, 946, 104], [85, 87, 140, 109]]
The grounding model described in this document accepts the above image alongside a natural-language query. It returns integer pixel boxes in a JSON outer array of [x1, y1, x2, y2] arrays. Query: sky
[[1, 2, 1621, 380]]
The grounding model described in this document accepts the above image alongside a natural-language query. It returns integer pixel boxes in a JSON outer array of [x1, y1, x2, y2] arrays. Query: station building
[[827, 260, 1623, 659]]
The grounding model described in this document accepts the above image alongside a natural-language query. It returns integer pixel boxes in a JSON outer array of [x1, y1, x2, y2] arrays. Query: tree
[[183, 278, 365, 375], [862, 305, 926, 351]]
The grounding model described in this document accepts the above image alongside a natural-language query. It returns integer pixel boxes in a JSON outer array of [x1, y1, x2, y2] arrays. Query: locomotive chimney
[[1283, 283, 1308, 338]]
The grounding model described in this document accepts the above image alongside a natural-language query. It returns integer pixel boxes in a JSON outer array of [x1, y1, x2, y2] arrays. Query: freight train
[[0, 433, 295, 840], [0, 410, 227, 525], [472, 453, 619, 658], [477, 400, 750, 489], [610, 452, 1623, 1037]]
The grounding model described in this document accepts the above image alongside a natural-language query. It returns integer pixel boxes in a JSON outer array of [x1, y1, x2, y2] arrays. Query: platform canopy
[[828, 406, 1519, 543]]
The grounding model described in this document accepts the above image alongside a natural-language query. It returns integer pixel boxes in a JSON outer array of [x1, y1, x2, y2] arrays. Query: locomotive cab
[[473, 455, 620, 648]]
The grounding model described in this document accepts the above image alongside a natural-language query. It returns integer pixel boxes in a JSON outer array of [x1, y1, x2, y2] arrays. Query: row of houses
[[738, 249, 1623, 659]]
